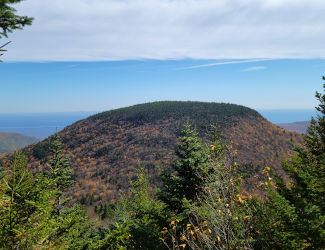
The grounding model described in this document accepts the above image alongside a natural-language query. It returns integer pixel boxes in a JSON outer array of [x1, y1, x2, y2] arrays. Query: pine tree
[[47, 132, 74, 215], [160, 126, 254, 249], [160, 124, 212, 212], [254, 79, 325, 248], [126, 166, 168, 249], [0, 0, 33, 38], [91, 166, 168, 250], [0, 153, 53, 248], [45, 133, 92, 248], [0, 0, 33, 61], [0, 136, 93, 248]]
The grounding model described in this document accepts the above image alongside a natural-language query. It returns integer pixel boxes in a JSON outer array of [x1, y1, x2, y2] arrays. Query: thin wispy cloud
[[176, 59, 272, 70], [242, 66, 267, 72], [3, 0, 325, 61]]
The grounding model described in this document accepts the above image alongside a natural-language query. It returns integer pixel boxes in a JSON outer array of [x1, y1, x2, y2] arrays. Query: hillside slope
[[12, 102, 304, 204], [0, 132, 39, 154]]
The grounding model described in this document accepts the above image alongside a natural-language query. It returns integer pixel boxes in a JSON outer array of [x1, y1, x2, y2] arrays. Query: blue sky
[[1, 59, 324, 113], [1, 0, 325, 113]]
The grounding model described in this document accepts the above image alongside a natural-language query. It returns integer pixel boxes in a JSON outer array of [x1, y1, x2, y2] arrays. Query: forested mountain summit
[[89, 101, 261, 124], [4, 101, 303, 204]]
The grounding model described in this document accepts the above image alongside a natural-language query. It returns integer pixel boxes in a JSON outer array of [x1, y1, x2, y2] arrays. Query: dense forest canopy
[[90, 101, 262, 126]]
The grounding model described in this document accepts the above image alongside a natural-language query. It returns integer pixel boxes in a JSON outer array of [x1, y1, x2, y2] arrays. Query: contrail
[[175, 58, 274, 70]]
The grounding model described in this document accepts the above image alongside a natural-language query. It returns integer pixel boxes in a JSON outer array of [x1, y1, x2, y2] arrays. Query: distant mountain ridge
[[6, 101, 304, 204], [277, 121, 310, 134], [0, 132, 39, 154]]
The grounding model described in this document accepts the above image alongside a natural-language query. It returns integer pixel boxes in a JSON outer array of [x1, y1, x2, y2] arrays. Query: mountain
[[9, 101, 304, 204], [277, 121, 310, 134], [0, 132, 39, 154]]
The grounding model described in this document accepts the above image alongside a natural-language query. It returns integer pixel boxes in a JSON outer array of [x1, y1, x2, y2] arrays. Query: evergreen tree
[[47, 132, 74, 215], [254, 79, 325, 248], [0, 0, 33, 38], [160, 124, 212, 212], [96, 166, 168, 249], [0, 153, 53, 248], [0, 0, 33, 61], [0, 136, 94, 248], [45, 133, 92, 248], [125, 166, 168, 249], [160, 127, 253, 249]]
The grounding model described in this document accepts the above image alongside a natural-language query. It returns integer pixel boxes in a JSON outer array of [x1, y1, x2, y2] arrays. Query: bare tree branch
[[0, 41, 11, 61]]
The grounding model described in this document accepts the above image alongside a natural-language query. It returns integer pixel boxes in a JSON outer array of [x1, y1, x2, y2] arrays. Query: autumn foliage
[[15, 101, 303, 204]]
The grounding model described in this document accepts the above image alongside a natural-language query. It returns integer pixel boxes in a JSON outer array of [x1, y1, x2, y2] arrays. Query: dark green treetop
[[44, 133, 93, 248], [124, 166, 168, 249], [160, 124, 215, 212], [0, 152, 53, 248], [90, 101, 261, 129], [47, 132, 74, 214], [0, 0, 33, 61], [0, 0, 33, 38]]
